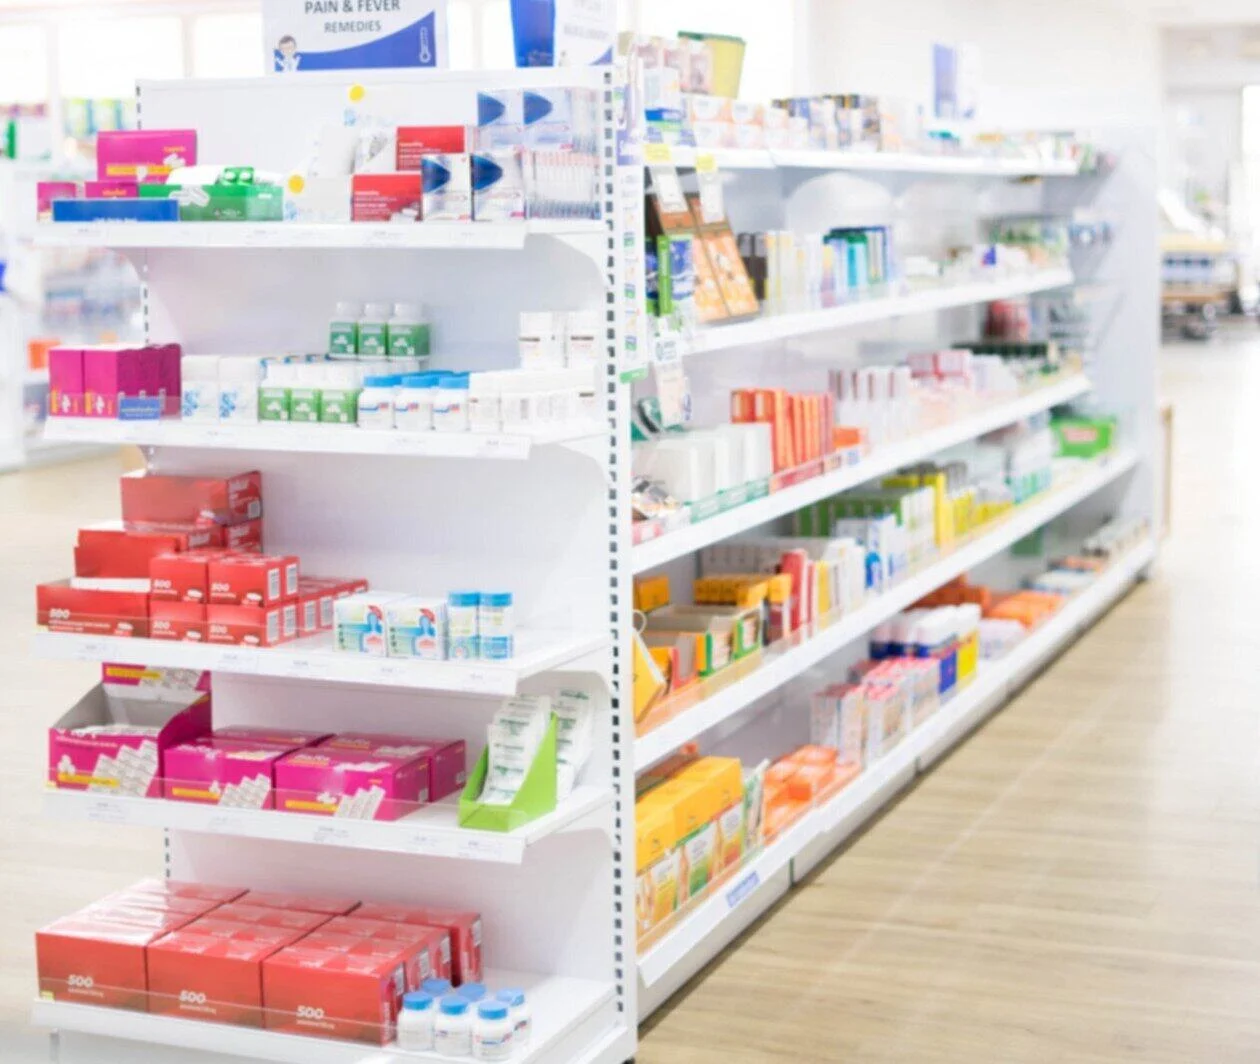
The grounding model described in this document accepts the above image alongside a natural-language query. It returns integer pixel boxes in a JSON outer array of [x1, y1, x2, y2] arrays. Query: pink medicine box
[[274, 748, 431, 821], [318, 733, 466, 801], [48, 666, 211, 798], [97, 130, 197, 182], [163, 739, 304, 809], [49, 347, 84, 418]]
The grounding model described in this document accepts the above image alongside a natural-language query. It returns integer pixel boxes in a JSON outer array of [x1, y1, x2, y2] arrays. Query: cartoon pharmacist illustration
[[274, 35, 301, 73]]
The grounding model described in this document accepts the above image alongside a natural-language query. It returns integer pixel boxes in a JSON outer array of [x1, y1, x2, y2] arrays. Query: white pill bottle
[[396, 990, 435, 1051], [496, 988, 531, 1048], [435, 995, 472, 1057], [472, 1000, 514, 1061]]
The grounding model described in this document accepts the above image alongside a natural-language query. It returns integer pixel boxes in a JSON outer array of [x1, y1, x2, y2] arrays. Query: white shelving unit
[[28, 67, 1158, 1064], [680, 268, 1074, 355]]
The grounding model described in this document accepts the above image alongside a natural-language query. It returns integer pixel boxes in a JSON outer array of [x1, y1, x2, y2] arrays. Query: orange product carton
[[36, 915, 163, 1010], [261, 940, 414, 1044], [147, 924, 306, 1026], [314, 917, 451, 984], [111, 878, 246, 905], [785, 763, 833, 802], [197, 905, 331, 934], [635, 795, 679, 935], [352, 904, 482, 986], [237, 890, 359, 917], [786, 744, 838, 768], [679, 758, 744, 873], [294, 930, 434, 992]]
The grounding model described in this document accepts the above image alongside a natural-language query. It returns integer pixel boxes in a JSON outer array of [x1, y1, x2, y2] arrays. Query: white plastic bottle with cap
[[434, 995, 472, 1058], [496, 989, 531, 1048], [330, 301, 362, 355], [358, 301, 393, 357], [397, 991, 436, 1051], [471, 1000, 513, 1061], [388, 302, 430, 361]]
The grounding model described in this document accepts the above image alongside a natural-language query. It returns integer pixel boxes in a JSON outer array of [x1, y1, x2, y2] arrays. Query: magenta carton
[[36, 181, 79, 220], [319, 733, 466, 802], [163, 739, 303, 809], [97, 130, 197, 183], [49, 347, 84, 418], [274, 747, 431, 821], [84, 180, 139, 199], [80, 343, 182, 418], [48, 665, 211, 798], [213, 727, 332, 748]]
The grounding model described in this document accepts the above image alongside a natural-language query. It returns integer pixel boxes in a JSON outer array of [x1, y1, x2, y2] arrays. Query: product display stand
[[30, 64, 1157, 1064]]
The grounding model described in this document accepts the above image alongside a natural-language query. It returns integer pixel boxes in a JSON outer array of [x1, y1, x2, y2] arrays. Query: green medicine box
[[1052, 416, 1115, 458], [138, 183, 283, 222], [258, 386, 290, 422], [319, 389, 360, 424]]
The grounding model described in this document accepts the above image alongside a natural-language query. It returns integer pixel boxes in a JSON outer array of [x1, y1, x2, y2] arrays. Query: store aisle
[[639, 338, 1260, 1063], [1, 340, 1257, 1061]]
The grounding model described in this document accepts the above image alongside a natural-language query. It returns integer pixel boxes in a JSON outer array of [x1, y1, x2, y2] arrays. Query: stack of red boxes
[[35, 470, 367, 646], [36, 880, 485, 1046]]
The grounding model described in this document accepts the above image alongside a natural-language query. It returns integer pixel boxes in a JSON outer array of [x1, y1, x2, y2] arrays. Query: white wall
[[802, 0, 1160, 130]]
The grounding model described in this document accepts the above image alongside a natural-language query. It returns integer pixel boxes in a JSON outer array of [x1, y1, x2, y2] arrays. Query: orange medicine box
[[208, 554, 299, 606], [237, 890, 359, 916], [352, 904, 482, 985], [261, 939, 417, 1044], [147, 923, 305, 1026], [36, 915, 164, 1010], [317, 917, 451, 984], [635, 796, 679, 936]]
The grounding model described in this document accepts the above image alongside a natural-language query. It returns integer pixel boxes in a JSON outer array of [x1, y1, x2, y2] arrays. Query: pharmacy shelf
[[42, 417, 608, 461], [635, 446, 1139, 769], [32, 628, 609, 696], [24, 368, 49, 385], [661, 146, 1080, 177], [682, 268, 1075, 356], [32, 969, 618, 1064], [637, 535, 1155, 990], [43, 784, 612, 863], [32, 219, 606, 251], [632, 373, 1093, 573]]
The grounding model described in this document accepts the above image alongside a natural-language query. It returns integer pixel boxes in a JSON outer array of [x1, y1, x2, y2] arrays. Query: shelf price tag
[[725, 869, 761, 911], [206, 813, 245, 834], [312, 825, 353, 847], [85, 798, 126, 824], [216, 650, 260, 675], [454, 835, 511, 862]]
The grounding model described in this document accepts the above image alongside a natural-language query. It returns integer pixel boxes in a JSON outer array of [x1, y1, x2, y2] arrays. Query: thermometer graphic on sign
[[419, 26, 433, 64]]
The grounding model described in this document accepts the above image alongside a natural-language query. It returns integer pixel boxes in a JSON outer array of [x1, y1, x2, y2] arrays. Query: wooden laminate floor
[[0, 338, 1255, 1062]]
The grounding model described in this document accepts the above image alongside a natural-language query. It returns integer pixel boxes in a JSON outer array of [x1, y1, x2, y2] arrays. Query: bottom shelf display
[[33, 878, 616, 1063], [636, 518, 1152, 970]]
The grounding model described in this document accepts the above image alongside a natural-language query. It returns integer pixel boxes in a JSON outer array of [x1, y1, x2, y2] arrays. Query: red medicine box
[[36, 581, 149, 637], [208, 554, 299, 606], [74, 527, 182, 580], [117, 878, 245, 905], [36, 915, 164, 1010], [351, 173, 421, 222], [120, 470, 263, 527], [396, 126, 467, 170], [150, 550, 232, 602], [147, 924, 305, 1026], [353, 904, 482, 985], [237, 890, 360, 917], [206, 904, 332, 934], [205, 603, 294, 648], [151, 600, 206, 642], [261, 939, 417, 1044], [316, 917, 451, 984]]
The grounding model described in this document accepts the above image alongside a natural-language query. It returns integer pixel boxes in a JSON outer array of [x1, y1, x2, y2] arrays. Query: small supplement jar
[[457, 981, 487, 1003], [448, 591, 480, 660], [479, 592, 514, 660], [358, 374, 400, 430], [496, 988, 531, 1047], [397, 991, 436, 1051], [422, 977, 453, 998], [472, 1000, 514, 1061], [435, 995, 472, 1058], [395, 374, 436, 431]]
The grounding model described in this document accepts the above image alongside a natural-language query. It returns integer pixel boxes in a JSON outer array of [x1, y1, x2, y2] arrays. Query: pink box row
[[49, 343, 182, 419], [48, 670, 466, 822]]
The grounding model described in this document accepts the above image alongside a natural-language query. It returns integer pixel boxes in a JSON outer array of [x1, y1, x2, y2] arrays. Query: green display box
[[1052, 416, 1115, 458], [459, 716, 558, 833], [139, 183, 283, 222]]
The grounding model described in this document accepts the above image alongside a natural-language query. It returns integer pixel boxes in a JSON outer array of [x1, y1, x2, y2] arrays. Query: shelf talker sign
[[263, 0, 448, 73]]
